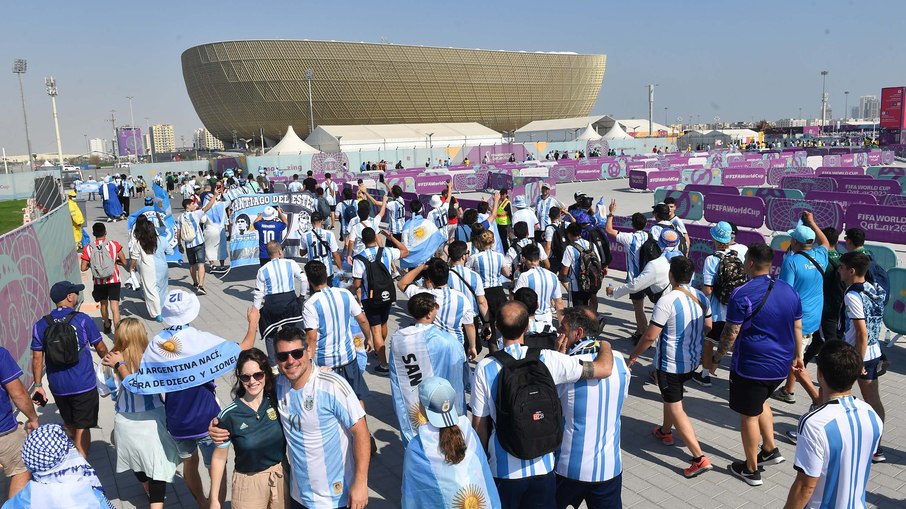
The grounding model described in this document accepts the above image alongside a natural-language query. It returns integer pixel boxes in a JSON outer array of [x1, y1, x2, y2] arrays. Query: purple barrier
[[883, 195, 906, 206], [684, 224, 766, 248], [816, 166, 864, 176], [603, 159, 628, 179], [867, 152, 882, 165], [685, 184, 739, 197], [806, 191, 878, 210], [871, 166, 906, 179], [702, 194, 765, 228], [845, 204, 906, 244], [835, 178, 901, 198], [549, 164, 576, 183], [487, 172, 513, 191], [781, 176, 837, 193], [741, 187, 805, 201], [768, 166, 813, 186], [629, 170, 648, 190], [685, 168, 720, 185], [452, 171, 488, 192], [630, 170, 681, 191], [722, 167, 766, 186], [414, 174, 452, 195], [882, 150, 895, 164], [765, 198, 844, 232], [574, 163, 602, 181]]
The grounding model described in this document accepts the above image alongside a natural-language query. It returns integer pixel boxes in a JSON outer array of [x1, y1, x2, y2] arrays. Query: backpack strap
[[747, 278, 776, 322], [676, 287, 707, 313], [795, 251, 825, 276], [491, 349, 518, 369], [524, 347, 542, 361], [311, 229, 330, 251]]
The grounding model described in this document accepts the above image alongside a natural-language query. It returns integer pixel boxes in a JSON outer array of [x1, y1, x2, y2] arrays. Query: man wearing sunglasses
[[210, 327, 371, 509]]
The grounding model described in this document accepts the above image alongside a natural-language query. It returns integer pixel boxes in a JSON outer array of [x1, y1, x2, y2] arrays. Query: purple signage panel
[[685, 184, 739, 197], [643, 170, 682, 190], [882, 150, 895, 164], [835, 178, 901, 198], [867, 152, 882, 165], [452, 171, 488, 192], [883, 195, 906, 206], [806, 191, 878, 210], [702, 194, 765, 228], [765, 198, 844, 232], [686, 168, 720, 185], [629, 170, 648, 190], [768, 166, 814, 186], [574, 163, 602, 181], [414, 174, 452, 195], [685, 224, 766, 248], [741, 187, 805, 202], [845, 204, 906, 244], [781, 176, 837, 193], [816, 166, 865, 176], [486, 171, 514, 191], [721, 167, 766, 186], [549, 164, 576, 183]]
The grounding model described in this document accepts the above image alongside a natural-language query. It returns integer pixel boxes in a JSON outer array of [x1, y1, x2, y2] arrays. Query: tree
[[754, 119, 773, 131]]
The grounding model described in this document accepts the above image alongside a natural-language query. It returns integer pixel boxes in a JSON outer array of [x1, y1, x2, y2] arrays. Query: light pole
[[145, 117, 154, 163], [427, 132, 434, 148], [664, 107, 669, 133], [647, 84, 658, 137], [232, 130, 238, 149], [126, 96, 138, 161], [305, 69, 315, 134], [12, 59, 34, 170], [820, 70, 829, 129], [44, 77, 65, 169], [844, 91, 849, 122], [109, 110, 119, 164]]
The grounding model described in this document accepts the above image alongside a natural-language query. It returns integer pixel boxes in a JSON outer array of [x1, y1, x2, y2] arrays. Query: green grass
[[0, 199, 28, 235]]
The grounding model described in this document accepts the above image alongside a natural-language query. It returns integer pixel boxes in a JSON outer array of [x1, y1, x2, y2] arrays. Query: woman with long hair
[[101, 318, 180, 509], [402, 377, 500, 509], [129, 215, 170, 321], [209, 348, 287, 509]]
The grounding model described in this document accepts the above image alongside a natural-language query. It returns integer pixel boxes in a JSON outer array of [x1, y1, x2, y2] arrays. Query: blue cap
[[49, 281, 84, 303], [710, 221, 733, 244], [788, 224, 816, 243], [418, 376, 459, 428], [144, 196, 154, 206], [658, 228, 680, 250]]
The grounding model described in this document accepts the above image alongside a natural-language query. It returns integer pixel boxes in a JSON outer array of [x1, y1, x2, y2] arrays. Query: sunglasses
[[239, 371, 265, 383], [275, 348, 306, 363]]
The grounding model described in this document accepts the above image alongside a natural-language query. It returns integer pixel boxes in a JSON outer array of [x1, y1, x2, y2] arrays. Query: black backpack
[[42, 313, 82, 366], [491, 348, 563, 459], [547, 224, 569, 273], [355, 248, 397, 305], [823, 255, 846, 314], [661, 224, 688, 255], [637, 232, 662, 273], [571, 242, 603, 294], [712, 251, 748, 304], [582, 225, 612, 268]]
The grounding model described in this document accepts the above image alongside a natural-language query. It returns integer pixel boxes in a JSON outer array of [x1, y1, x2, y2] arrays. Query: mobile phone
[[32, 392, 47, 407], [379, 174, 385, 183]]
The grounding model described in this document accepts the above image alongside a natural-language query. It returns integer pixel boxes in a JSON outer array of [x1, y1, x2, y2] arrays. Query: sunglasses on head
[[276, 348, 306, 363], [239, 371, 265, 383]]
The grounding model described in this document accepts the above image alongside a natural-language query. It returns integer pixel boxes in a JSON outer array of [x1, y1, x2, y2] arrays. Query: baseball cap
[[710, 221, 733, 244], [49, 281, 85, 303], [789, 224, 816, 243], [262, 206, 278, 220], [144, 196, 154, 206], [658, 228, 680, 249], [429, 195, 443, 209], [513, 195, 528, 208], [418, 376, 459, 428], [161, 289, 201, 326], [541, 182, 550, 190]]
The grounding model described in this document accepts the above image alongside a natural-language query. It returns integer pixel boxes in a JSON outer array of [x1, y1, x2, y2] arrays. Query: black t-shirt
[[216, 396, 286, 473]]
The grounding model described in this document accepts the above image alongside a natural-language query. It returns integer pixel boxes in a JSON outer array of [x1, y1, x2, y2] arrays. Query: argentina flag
[[400, 216, 447, 269], [402, 416, 501, 509]]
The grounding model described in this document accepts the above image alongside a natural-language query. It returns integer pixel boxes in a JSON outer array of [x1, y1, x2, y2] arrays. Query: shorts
[[54, 389, 99, 429], [331, 360, 369, 400], [363, 301, 392, 326], [92, 282, 121, 302], [174, 435, 216, 468], [571, 291, 592, 305], [657, 370, 694, 403], [485, 286, 507, 321], [329, 205, 337, 212], [232, 462, 286, 509], [706, 321, 725, 344], [860, 357, 882, 381], [0, 426, 27, 476], [629, 290, 647, 301], [728, 371, 784, 417], [185, 243, 205, 265], [799, 332, 815, 358]]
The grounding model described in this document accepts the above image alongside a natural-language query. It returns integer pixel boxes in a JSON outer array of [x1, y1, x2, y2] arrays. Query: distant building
[[194, 128, 224, 150], [150, 123, 176, 153], [89, 138, 111, 158], [775, 118, 808, 128], [860, 96, 880, 120], [851, 106, 860, 120]]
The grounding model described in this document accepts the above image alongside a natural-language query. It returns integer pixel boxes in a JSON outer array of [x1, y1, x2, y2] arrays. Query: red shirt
[[81, 239, 123, 285]]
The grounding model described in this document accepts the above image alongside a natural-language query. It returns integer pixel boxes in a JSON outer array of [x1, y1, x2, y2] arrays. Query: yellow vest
[[496, 199, 511, 225]]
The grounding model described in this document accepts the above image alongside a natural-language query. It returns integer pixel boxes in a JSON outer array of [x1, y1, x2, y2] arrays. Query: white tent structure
[[602, 121, 634, 140], [575, 123, 602, 140], [514, 115, 615, 142], [304, 123, 502, 153], [266, 126, 319, 155], [616, 119, 672, 137]]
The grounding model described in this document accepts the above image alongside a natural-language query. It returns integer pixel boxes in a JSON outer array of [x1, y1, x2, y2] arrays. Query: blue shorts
[[174, 435, 216, 468], [860, 357, 882, 381]]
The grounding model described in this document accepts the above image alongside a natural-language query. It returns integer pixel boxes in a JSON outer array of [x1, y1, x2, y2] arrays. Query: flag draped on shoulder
[[123, 326, 240, 394], [127, 184, 181, 263], [400, 216, 447, 269]]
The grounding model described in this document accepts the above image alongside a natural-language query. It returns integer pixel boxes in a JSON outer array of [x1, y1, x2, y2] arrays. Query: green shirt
[[216, 396, 286, 473]]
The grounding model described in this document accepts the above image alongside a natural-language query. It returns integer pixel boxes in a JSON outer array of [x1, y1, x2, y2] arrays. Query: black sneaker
[[757, 447, 785, 465], [373, 365, 390, 376], [692, 371, 712, 387], [196, 286, 207, 296], [785, 431, 798, 444], [729, 461, 763, 486]]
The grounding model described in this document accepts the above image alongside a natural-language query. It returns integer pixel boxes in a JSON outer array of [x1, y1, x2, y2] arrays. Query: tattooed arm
[[714, 322, 742, 361]]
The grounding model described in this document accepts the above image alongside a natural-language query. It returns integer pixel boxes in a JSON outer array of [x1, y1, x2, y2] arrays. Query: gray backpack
[[89, 241, 116, 280]]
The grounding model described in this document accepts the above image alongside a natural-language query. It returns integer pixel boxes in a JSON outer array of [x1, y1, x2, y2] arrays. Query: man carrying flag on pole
[[400, 205, 449, 270]]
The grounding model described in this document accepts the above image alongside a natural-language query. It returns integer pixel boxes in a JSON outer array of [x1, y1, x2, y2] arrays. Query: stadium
[[181, 39, 606, 144]]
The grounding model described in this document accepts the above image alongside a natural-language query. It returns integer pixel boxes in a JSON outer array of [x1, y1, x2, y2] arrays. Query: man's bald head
[[266, 241, 283, 259], [496, 301, 529, 342]]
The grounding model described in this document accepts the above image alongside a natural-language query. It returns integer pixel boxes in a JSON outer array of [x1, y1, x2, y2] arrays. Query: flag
[[128, 185, 181, 264], [123, 326, 241, 395], [400, 216, 447, 269], [402, 416, 501, 509]]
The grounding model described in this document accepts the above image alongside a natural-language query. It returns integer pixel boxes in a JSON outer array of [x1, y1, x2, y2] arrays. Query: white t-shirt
[[512, 208, 539, 234], [562, 238, 595, 292]]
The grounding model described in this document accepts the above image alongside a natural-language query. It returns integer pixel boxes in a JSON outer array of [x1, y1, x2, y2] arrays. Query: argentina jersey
[[302, 288, 361, 368], [469, 250, 507, 288], [447, 265, 485, 313], [180, 211, 205, 248], [403, 287, 475, 344], [650, 286, 710, 374], [387, 198, 407, 234], [258, 259, 298, 294], [115, 386, 165, 414], [535, 195, 557, 230], [557, 345, 630, 483], [616, 230, 648, 281], [304, 228, 338, 276], [515, 267, 562, 324]]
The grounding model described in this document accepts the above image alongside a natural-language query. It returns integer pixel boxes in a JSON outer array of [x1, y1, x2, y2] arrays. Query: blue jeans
[[495, 471, 556, 509], [174, 435, 216, 468], [556, 473, 622, 509]]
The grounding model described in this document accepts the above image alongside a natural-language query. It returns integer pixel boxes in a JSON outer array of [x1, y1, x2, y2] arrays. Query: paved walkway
[[10, 180, 905, 508]]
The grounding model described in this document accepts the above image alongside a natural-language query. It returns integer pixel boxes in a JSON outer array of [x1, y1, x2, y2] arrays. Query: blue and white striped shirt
[[427, 207, 448, 233], [535, 195, 558, 230], [615, 230, 648, 282], [386, 198, 407, 234], [404, 286, 475, 345], [514, 267, 563, 327], [794, 396, 882, 509], [303, 228, 339, 276], [469, 250, 508, 288], [115, 384, 165, 414], [178, 210, 206, 248], [557, 341, 630, 483], [352, 246, 401, 302], [302, 288, 363, 368], [277, 372, 365, 509], [649, 286, 711, 374], [447, 265, 485, 314], [253, 258, 308, 309]]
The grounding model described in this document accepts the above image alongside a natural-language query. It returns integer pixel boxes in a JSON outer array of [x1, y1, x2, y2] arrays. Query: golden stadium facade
[[181, 40, 606, 143]]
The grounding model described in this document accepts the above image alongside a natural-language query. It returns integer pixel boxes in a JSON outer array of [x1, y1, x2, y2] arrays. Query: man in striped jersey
[[301, 212, 343, 285], [628, 256, 714, 478], [471, 301, 614, 509], [384, 183, 408, 241], [254, 241, 309, 366], [399, 258, 478, 361], [534, 183, 561, 232], [303, 261, 372, 404], [447, 241, 490, 329], [555, 306, 629, 509], [177, 197, 217, 295], [783, 340, 882, 509], [604, 201, 651, 341], [514, 244, 563, 332], [346, 193, 386, 262]]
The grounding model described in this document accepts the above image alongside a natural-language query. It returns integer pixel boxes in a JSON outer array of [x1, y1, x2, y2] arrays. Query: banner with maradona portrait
[[228, 192, 318, 268]]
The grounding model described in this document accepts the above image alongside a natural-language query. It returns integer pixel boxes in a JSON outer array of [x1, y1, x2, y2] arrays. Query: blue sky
[[1, 0, 903, 154]]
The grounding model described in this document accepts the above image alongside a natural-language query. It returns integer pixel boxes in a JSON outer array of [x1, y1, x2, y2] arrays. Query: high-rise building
[[88, 138, 111, 158], [150, 123, 176, 153], [775, 118, 808, 128], [194, 128, 224, 150], [851, 106, 860, 120], [860, 95, 880, 120]]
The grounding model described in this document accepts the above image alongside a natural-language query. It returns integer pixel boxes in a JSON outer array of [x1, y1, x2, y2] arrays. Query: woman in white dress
[[129, 215, 169, 321]]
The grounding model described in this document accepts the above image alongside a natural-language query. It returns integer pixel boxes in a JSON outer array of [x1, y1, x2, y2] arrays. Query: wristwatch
[[33, 383, 42, 388], [113, 361, 125, 370]]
